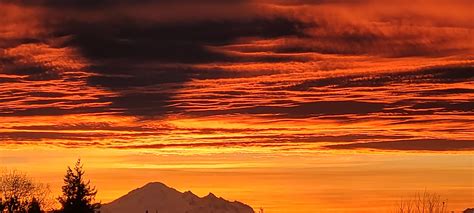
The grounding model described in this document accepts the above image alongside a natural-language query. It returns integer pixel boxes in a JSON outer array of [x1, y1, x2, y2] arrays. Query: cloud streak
[[325, 139, 474, 151]]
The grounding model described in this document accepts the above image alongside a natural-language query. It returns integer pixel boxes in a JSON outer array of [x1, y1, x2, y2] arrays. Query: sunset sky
[[0, 0, 473, 212]]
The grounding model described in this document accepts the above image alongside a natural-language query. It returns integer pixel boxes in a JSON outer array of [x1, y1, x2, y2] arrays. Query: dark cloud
[[196, 134, 411, 143], [287, 65, 474, 90], [108, 133, 414, 150], [192, 101, 386, 117], [278, 39, 466, 58], [325, 139, 474, 151], [109, 141, 288, 150], [0, 77, 20, 83], [269, 0, 365, 5], [7, 0, 247, 8], [0, 131, 110, 141], [381, 100, 474, 117], [11, 123, 169, 132], [0, 38, 43, 49], [26, 91, 68, 98], [48, 17, 308, 117], [411, 101, 474, 112], [418, 88, 474, 96], [104, 92, 173, 117], [56, 17, 306, 63], [0, 55, 60, 80], [86, 65, 193, 89], [389, 118, 474, 126], [0, 106, 107, 117]]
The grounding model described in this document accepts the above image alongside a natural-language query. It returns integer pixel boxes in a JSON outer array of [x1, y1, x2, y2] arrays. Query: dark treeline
[[0, 159, 100, 213]]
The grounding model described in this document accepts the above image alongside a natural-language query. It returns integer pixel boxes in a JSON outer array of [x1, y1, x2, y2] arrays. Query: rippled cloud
[[0, 0, 473, 152]]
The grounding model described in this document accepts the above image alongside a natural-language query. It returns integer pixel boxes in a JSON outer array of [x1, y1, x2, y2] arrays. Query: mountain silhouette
[[100, 182, 255, 213]]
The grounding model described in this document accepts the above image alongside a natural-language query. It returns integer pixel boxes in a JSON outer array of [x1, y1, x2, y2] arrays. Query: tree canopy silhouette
[[394, 190, 449, 213], [58, 159, 100, 213], [27, 198, 42, 213], [0, 169, 50, 213]]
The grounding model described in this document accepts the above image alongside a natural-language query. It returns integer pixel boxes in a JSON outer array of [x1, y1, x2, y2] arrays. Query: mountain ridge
[[101, 182, 255, 213]]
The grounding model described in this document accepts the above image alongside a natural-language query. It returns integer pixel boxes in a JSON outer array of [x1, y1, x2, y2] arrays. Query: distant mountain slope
[[100, 182, 255, 213]]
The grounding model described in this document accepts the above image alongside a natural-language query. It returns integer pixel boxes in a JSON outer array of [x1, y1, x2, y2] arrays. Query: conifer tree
[[58, 159, 100, 213]]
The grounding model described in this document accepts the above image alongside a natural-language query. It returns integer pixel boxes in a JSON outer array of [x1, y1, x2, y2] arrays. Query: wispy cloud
[[325, 139, 474, 151]]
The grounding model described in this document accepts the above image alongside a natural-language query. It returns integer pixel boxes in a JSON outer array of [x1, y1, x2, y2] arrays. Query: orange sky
[[1, 0, 473, 212]]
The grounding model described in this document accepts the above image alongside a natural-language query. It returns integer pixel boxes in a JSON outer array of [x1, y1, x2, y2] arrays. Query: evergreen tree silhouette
[[58, 159, 101, 213]]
